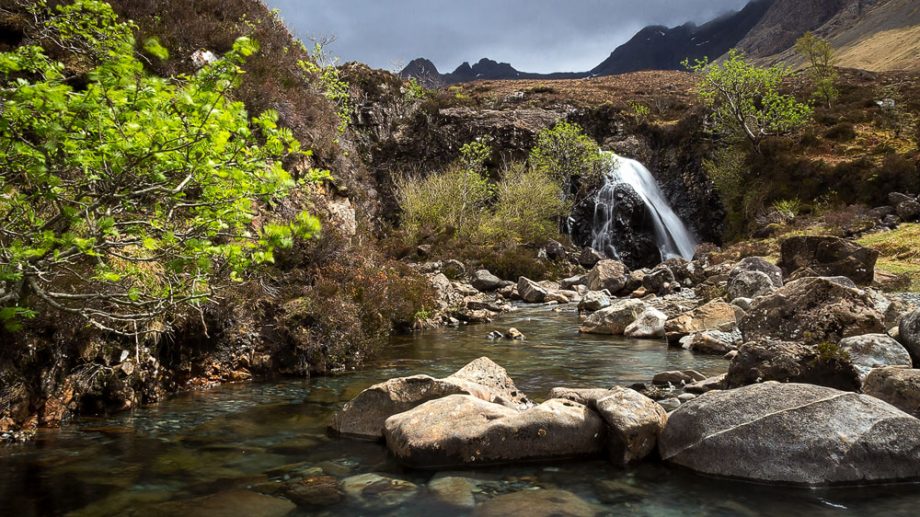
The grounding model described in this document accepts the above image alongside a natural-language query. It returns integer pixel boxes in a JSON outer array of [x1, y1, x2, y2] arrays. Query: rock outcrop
[[331, 358, 528, 439], [384, 395, 604, 468], [579, 299, 647, 335], [739, 277, 885, 344], [778, 236, 879, 285], [659, 382, 920, 485]]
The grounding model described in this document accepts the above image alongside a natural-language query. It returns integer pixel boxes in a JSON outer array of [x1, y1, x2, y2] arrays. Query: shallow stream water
[[2, 305, 919, 516]]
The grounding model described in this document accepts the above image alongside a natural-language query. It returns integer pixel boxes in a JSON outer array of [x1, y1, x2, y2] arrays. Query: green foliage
[[395, 163, 494, 240], [0, 1, 320, 335], [685, 49, 813, 151], [795, 32, 838, 108], [482, 163, 568, 245], [627, 101, 651, 123], [299, 42, 351, 135], [459, 138, 492, 173], [529, 121, 607, 204], [403, 77, 429, 101], [772, 198, 803, 219], [814, 341, 851, 363]]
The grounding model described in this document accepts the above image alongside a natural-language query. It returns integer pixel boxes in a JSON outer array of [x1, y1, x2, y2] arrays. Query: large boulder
[[897, 200, 920, 222], [471, 270, 503, 292], [727, 270, 775, 301], [726, 340, 860, 391], [778, 236, 879, 285], [595, 388, 668, 465], [664, 299, 737, 343], [578, 248, 606, 269], [517, 277, 547, 303], [739, 277, 886, 344], [659, 382, 920, 485], [384, 395, 604, 468], [642, 266, 676, 295], [585, 260, 629, 293], [838, 334, 912, 381], [730, 257, 783, 288], [577, 291, 611, 312], [863, 367, 920, 418], [331, 358, 529, 439], [900, 310, 920, 359], [624, 308, 667, 339], [579, 299, 646, 335], [679, 329, 742, 355]]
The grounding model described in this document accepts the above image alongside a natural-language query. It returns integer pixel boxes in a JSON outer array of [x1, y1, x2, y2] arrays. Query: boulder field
[[344, 237, 920, 486]]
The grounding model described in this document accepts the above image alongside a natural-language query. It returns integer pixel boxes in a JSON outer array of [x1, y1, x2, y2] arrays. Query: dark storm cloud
[[264, 0, 752, 73]]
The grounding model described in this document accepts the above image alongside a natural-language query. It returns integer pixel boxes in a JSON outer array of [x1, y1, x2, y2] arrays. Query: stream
[[2, 305, 920, 515]]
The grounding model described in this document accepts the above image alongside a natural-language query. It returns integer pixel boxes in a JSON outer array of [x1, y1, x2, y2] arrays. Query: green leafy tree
[[528, 121, 607, 205], [0, 1, 322, 334], [795, 32, 839, 108], [685, 49, 812, 152]]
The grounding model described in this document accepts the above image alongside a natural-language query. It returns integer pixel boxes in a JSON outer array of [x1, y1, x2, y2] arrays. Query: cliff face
[[736, 0, 852, 57]]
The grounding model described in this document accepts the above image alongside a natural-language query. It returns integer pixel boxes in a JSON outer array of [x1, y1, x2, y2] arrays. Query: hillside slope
[[591, 0, 773, 75]]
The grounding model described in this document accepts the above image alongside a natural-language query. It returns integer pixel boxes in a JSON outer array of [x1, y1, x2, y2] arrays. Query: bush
[[395, 164, 493, 240], [482, 163, 568, 246]]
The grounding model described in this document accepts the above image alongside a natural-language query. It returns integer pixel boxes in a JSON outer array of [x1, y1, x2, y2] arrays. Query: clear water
[[2, 305, 919, 516], [592, 154, 697, 261]]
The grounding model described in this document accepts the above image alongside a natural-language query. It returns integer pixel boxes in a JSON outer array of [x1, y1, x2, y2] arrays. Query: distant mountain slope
[[590, 0, 774, 75], [735, 0, 851, 58], [400, 0, 919, 85], [764, 0, 920, 71]]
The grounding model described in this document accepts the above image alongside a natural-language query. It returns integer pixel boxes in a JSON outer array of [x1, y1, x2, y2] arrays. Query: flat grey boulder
[[579, 299, 646, 335], [331, 358, 529, 439], [659, 382, 920, 485], [596, 387, 667, 465], [838, 334, 912, 381], [384, 395, 604, 468], [471, 270, 503, 292], [863, 367, 920, 418]]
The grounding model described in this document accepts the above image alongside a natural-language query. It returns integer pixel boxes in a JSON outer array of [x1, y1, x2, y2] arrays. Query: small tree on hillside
[[685, 49, 813, 152], [795, 32, 839, 108], [0, 1, 323, 334], [528, 121, 608, 205]]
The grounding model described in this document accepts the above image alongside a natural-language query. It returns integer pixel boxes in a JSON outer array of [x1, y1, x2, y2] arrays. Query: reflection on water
[[1, 305, 919, 515]]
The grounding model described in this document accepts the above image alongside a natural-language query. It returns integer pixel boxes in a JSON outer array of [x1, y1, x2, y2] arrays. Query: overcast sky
[[264, 0, 752, 73]]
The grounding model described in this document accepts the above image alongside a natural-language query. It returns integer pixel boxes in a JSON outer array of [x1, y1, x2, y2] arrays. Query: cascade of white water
[[590, 154, 697, 262]]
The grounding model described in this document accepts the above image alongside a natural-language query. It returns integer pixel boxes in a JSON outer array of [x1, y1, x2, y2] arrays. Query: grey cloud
[[264, 0, 752, 73]]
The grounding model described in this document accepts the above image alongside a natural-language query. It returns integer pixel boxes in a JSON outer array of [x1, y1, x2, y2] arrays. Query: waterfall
[[591, 154, 697, 262]]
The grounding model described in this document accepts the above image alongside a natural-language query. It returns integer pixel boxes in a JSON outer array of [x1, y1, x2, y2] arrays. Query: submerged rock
[[659, 382, 920, 485], [341, 473, 418, 510], [148, 490, 296, 517], [475, 489, 599, 517], [384, 395, 604, 468], [331, 358, 528, 439]]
